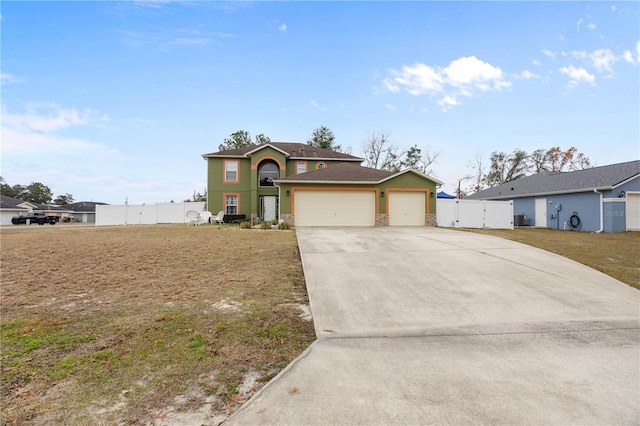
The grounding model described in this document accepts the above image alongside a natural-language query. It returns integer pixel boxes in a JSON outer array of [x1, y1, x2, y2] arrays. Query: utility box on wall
[[436, 199, 514, 230]]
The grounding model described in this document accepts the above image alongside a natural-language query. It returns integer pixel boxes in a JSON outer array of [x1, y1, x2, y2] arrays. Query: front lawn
[[0, 225, 315, 425]]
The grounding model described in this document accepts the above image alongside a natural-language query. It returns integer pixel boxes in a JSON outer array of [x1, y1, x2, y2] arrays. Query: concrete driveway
[[226, 227, 639, 425]]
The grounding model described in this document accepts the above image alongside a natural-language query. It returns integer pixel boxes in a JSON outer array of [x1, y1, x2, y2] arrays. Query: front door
[[535, 198, 547, 227], [263, 196, 277, 222]]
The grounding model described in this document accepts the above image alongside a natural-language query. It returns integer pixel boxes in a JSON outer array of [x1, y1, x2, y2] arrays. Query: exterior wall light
[[380, 191, 385, 198], [286, 190, 290, 196]]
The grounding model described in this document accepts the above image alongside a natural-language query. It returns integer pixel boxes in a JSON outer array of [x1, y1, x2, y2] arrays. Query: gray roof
[[62, 201, 107, 212], [0, 195, 31, 210], [276, 163, 394, 182], [202, 142, 363, 161], [467, 160, 640, 200]]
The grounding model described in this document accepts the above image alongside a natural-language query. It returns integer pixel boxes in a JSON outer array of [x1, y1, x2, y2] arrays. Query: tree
[[401, 145, 441, 175], [546, 146, 590, 171], [307, 126, 341, 152], [484, 149, 529, 187], [530, 149, 549, 173], [218, 131, 272, 151], [218, 130, 253, 151], [466, 153, 486, 195], [54, 193, 74, 205], [362, 132, 403, 172], [255, 133, 271, 145], [0, 177, 25, 199], [22, 182, 53, 204]]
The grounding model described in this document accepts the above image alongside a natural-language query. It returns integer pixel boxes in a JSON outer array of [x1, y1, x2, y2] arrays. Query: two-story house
[[202, 142, 442, 227]]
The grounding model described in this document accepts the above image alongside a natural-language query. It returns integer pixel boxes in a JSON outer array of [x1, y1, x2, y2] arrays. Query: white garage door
[[389, 192, 425, 226], [626, 193, 640, 231], [294, 190, 375, 226]]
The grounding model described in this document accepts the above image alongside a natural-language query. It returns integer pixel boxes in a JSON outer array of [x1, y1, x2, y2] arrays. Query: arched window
[[259, 161, 279, 186]]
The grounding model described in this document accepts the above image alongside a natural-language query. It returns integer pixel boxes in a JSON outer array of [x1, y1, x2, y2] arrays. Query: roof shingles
[[467, 160, 640, 199], [202, 142, 363, 161]]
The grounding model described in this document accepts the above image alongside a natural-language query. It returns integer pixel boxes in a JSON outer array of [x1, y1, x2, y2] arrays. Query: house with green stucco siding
[[202, 142, 442, 226]]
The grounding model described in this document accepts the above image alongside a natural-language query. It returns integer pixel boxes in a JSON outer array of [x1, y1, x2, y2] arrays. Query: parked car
[[11, 212, 60, 225]]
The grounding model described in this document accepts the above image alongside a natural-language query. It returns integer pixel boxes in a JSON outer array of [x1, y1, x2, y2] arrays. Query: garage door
[[294, 190, 375, 226], [389, 191, 425, 226], [627, 193, 640, 231]]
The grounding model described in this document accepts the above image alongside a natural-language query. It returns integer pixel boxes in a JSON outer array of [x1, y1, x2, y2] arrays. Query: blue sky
[[2, 1, 638, 203]]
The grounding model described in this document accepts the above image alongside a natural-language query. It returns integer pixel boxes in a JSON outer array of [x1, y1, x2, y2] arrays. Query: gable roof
[[467, 160, 640, 200], [62, 201, 108, 212], [0, 195, 31, 210], [202, 142, 364, 162], [274, 163, 443, 185]]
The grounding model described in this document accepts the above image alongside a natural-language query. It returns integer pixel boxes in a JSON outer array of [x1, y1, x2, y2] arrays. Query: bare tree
[[466, 152, 486, 194], [362, 132, 403, 172], [546, 146, 591, 171]]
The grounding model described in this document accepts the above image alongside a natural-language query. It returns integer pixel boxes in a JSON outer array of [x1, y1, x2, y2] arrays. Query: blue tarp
[[437, 191, 456, 199]]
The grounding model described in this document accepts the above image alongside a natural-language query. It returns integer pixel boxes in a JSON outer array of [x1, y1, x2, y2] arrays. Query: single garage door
[[626, 193, 640, 231], [389, 191, 425, 226], [294, 190, 375, 226]]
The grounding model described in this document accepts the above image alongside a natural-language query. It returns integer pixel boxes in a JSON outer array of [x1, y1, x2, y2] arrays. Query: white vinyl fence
[[437, 199, 514, 230], [96, 202, 205, 226]]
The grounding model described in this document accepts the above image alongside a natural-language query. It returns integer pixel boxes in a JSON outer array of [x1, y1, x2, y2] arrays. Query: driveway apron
[[226, 227, 639, 425]]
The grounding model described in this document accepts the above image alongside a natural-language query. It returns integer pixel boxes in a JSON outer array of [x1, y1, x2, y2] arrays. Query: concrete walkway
[[226, 227, 639, 425]]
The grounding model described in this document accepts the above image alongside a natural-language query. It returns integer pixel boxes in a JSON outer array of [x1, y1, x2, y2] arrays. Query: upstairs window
[[296, 161, 307, 174], [259, 162, 278, 186], [317, 162, 326, 169], [224, 160, 239, 182]]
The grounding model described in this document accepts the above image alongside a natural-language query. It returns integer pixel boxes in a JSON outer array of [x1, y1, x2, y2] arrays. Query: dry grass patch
[[463, 228, 639, 289], [1, 225, 315, 425]]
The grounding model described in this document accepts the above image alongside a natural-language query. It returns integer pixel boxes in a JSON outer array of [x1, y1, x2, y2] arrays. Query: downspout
[[594, 188, 603, 233], [274, 183, 282, 223]]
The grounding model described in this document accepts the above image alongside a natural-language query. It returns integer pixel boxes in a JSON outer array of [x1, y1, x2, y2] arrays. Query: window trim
[[296, 161, 308, 175], [224, 160, 239, 183], [223, 193, 239, 215], [258, 161, 279, 187]]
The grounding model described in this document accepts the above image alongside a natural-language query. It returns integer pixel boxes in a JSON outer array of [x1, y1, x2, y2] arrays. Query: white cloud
[[587, 22, 597, 30], [532, 59, 541, 66], [278, 24, 287, 32], [559, 66, 595, 87], [170, 38, 211, 46], [542, 49, 556, 59], [611, 5, 616, 11], [385, 104, 398, 111], [576, 18, 583, 31], [1, 103, 116, 154], [2, 103, 109, 133], [622, 50, 634, 64], [589, 48, 617, 73], [309, 100, 319, 107], [437, 95, 461, 112], [513, 70, 539, 80], [382, 56, 510, 110]]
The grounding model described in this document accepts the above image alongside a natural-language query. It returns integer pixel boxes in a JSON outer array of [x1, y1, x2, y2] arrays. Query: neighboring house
[[202, 142, 442, 226], [0, 195, 83, 224], [63, 201, 107, 223], [466, 160, 640, 233], [0, 195, 32, 225]]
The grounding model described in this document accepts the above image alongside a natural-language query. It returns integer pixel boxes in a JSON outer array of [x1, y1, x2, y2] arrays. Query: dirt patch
[[0, 224, 316, 425]]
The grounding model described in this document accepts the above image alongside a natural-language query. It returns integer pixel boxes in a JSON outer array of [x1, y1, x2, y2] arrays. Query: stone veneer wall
[[281, 214, 294, 226], [425, 214, 436, 226], [375, 214, 389, 227]]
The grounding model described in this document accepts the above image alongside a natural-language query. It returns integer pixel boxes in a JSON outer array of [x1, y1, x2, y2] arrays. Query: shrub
[[278, 222, 291, 230], [240, 221, 251, 229], [261, 221, 271, 230]]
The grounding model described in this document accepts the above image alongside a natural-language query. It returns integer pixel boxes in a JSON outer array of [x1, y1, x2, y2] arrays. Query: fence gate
[[437, 199, 514, 230]]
